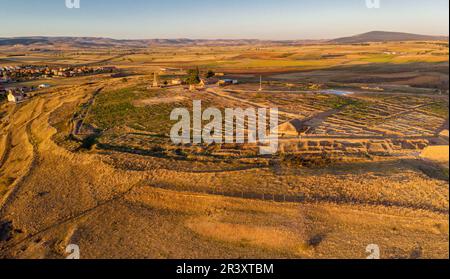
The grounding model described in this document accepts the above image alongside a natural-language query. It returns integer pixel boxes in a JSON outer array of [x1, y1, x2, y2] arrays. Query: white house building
[[7, 91, 25, 103]]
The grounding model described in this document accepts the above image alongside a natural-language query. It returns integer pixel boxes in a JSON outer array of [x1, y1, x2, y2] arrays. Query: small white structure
[[171, 78, 183, 85], [38, 84, 51, 89], [152, 72, 160, 87], [7, 91, 25, 103]]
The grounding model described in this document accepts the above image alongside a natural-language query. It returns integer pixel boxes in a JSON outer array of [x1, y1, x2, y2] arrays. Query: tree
[[185, 67, 201, 85], [205, 70, 215, 79]]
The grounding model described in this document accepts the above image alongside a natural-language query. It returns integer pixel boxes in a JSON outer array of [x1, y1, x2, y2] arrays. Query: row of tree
[[185, 67, 215, 85]]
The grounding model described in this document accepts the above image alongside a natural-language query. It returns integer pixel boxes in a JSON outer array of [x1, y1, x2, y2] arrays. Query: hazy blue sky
[[1, 0, 448, 39]]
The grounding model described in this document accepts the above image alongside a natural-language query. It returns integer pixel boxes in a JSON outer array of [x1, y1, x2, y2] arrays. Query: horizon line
[[1, 30, 449, 42]]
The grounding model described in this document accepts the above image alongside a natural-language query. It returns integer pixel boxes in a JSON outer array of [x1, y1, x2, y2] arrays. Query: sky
[[1, 0, 449, 40]]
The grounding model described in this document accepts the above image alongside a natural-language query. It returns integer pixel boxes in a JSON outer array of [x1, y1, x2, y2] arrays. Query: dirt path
[[72, 87, 103, 136], [302, 108, 344, 128]]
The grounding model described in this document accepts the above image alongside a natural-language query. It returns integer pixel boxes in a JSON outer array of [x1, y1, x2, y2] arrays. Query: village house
[[1, 64, 119, 83], [218, 79, 238, 86]]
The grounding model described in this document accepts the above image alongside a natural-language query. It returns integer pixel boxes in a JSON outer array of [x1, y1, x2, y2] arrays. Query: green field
[[85, 86, 178, 135]]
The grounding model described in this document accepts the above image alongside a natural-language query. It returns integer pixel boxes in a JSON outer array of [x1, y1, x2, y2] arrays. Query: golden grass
[[126, 186, 449, 259], [421, 146, 450, 163], [185, 218, 305, 255]]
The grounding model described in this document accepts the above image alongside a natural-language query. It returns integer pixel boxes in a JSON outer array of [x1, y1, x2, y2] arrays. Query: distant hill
[[0, 32, 446, 48], [330, 31, 448, 44], [0, 36, 323, 48], [0, 37, 151, 48]]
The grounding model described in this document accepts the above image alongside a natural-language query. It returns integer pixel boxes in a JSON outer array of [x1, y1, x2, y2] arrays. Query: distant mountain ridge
[[0, 31, 447, 48], [0, 37, 322, 48], [329, 31, 448, 44]]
